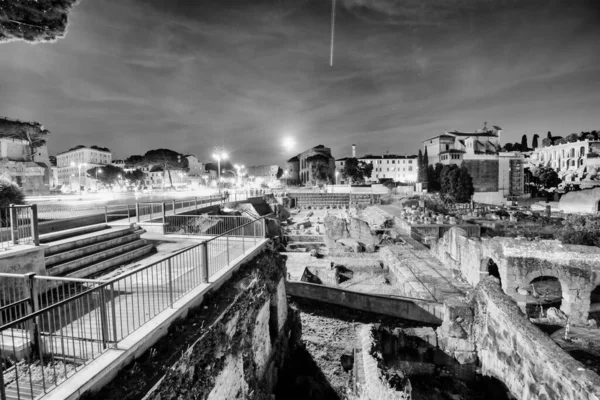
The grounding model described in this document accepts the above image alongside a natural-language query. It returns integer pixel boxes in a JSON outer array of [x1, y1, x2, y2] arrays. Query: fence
[[164, 215, 255, 236], [0, 205, 39, 251], [0, 216, 266, 400]]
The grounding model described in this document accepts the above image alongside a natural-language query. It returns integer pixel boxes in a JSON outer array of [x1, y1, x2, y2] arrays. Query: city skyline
[[1, 0, 599, 165]]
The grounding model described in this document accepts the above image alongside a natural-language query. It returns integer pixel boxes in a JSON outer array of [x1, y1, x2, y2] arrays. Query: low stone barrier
[[287, 281, 443, 324]]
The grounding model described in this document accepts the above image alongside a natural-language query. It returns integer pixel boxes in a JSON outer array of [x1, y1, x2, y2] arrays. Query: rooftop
[[360, 154, 417, 159]]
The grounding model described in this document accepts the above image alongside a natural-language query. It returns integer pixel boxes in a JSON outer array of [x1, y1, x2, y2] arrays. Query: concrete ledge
[[43, 238, 270, 400], [287, 281, 443, 325]]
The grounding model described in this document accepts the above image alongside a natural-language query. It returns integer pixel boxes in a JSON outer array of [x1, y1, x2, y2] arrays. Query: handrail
[[0, 215, 267, 332]]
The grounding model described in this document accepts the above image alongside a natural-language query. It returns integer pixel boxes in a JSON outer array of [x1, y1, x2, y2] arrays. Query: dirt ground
[[277, 298, 426, 400]]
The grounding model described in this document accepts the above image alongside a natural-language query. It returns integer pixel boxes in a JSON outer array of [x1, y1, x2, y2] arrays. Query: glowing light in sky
[[282, 136, 296, 151]]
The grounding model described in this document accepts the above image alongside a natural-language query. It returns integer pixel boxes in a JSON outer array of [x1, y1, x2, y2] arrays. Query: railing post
[[261, 218, 266, 238], [162, 202, 166, 224], [9, 204, 18, 245], [194, 197, 198, 210], [99, 287, 109, 349], [172, 200, 176, 213], [253, 220, 257, 244], [31, 204, 40, 246], [104, 206, 108, 224], [201, 243, 209, 283], [127, 204, 131, 224], [110, 283, 118, 345], [136, 202, 140, 223], [24, 272, 39, 352], [168, 258, 174, 307], [226, 235, 230, 265]]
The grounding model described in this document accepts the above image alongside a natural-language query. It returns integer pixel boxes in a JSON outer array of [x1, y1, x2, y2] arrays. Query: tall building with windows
[[56, 146, 112, 188], [285, 145, 335, 185], [359, 154, 417, 183], [528, 138, 600, 183], [423, 124, 527, 203], [334, 145, 417, 183]]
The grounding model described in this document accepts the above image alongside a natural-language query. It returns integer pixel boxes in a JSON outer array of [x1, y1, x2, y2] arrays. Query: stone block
[[453, 351, 478, 364], [252, 300, 272, 378]]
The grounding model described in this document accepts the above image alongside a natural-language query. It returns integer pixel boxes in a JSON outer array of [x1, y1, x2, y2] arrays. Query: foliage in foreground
[[556, 215, 600, 247], [0, 0, 80, 43], [0, 178, 25, 207]]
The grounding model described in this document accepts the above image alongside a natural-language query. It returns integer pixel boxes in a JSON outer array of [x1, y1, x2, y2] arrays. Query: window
[[570, 148, 575, 158], [580, 146, 586, 157], [408, 166, 412, 171]]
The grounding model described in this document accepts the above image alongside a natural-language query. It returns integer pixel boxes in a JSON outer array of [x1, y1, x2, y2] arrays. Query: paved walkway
[[2, 236, 264, 400]]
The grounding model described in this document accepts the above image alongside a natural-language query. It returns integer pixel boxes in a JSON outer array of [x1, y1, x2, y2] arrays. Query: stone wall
[[430, 228, 600, 324], [144, 250, 298, 400], [558, 187, 600, 214], [462, 159, 499, 192], [473, 278, 600, 400]]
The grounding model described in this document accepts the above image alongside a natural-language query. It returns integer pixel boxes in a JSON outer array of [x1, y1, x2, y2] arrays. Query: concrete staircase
[[41, 224, 154, 279]]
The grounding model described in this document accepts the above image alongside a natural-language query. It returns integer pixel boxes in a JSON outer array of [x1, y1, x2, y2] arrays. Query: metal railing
[[0, 274, 101, 329], [0, 205, 39, 251], [164, 215, 255, 236], [0, 216, 266, 400]]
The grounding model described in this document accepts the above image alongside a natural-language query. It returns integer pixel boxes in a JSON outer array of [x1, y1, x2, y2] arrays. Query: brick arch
[[480, 257, 503, 289], [520, 271, 573, 319]]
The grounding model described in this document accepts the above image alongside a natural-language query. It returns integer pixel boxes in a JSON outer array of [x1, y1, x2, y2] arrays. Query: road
[[26, 189, 224, 207]]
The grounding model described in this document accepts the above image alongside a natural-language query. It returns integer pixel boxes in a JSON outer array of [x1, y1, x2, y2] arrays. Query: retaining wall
[[474, 278, 600, 400], [287, 281, 443, 324]]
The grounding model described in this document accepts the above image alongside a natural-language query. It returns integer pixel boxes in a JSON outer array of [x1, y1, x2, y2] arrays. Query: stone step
[[286, 242, 327, 250], [44, 225, 137, 257], [48, 240, 151, 277], [39, 223, 109, 244], [45, 229, 146, 267], [65, 244, 155, 279]]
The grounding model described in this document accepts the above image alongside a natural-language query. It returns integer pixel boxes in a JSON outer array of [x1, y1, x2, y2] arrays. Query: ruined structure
[[0, 117, 51, 194], [430, 228, 600, 324]]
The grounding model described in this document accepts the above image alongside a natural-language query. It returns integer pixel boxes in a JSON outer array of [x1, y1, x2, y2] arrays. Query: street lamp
[[212, 147, 228, 187], [335, 170, 339, 185], [71, 162, 86, 195]]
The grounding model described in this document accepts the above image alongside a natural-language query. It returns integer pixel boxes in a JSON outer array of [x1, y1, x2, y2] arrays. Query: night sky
[[1, 0, 599, 165]]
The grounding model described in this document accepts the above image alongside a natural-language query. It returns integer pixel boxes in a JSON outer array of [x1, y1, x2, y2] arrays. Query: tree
[[503, 143, 514, 152], [556, 215, 600, 247], [439, 164, 474, 203], [427, 165, 440, 191], [532, 166, 561, 190], [0, 118, 49, 161], [422, 148, 429, 186], [417, 150, 425, 182], [541, 138, 552, 148], [86, 165, 124, 189], [341, 158, 373, 184], [547, 131, 552, 140], [0, 177, 25, 225], [124, 169, 145, 187], [532, 134, 539, 149], [0, 0, 79, 43], [521, 134, 528, 150], [456, 166, 475, 203], [137, 149, 189, 188], [124, 155, 144, 167], [565, 133, 579, 143], [306, 154, 330, 185], [276, 167, 284, 180]]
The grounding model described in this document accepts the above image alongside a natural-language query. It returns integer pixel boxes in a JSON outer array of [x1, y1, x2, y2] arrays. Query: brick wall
[[462, 159, 499, 192]]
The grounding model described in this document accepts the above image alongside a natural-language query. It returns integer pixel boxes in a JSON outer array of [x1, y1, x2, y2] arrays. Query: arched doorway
[[480, 258, 502, 288], [526, 276, 563, 318], [589, 285, 600, 324]]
